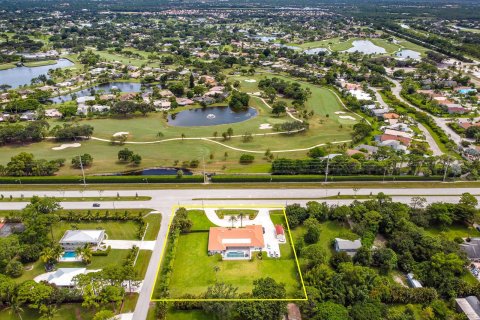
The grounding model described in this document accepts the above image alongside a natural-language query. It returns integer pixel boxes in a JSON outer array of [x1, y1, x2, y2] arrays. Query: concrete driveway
[[104, 240, 155, 250]]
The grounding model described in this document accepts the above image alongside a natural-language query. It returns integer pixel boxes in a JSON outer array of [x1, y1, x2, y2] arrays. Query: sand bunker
[[339, 115, 356, 120], [259, 123, 273, 130], [113, 132, 129, 137], [52, 143, 81, 150], [335, 111, 346, 114], [244, 79, 257, 83]]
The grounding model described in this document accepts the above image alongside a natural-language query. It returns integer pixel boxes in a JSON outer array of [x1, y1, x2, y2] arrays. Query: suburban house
[[460, 238, 480, 259], [275, 225, 286, 242], [455, 296, 480, 320], [208, 225, 264, 260], [406, 273, 423, 288], [334, 238, 362, 257], [59, 229, 106, 251], [34, 268, 96, 288]]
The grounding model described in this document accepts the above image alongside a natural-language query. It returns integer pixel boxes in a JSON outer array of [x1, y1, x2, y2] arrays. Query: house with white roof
[[59, 229, 106, 251], [34, 268, 99, 288]]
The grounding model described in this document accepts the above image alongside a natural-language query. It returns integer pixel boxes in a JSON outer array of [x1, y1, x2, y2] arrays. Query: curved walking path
[[91, 133, 352, 154]]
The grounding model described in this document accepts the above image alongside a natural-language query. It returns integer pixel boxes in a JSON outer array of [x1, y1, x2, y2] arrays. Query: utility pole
[[78, 155, 86, 187], [324, 156, 330, 183], [443, 157, 451, 182], [203, 155, 207, 184]]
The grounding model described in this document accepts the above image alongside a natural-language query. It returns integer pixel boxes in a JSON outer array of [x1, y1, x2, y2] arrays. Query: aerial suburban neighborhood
[[0, 0, 480, 319]]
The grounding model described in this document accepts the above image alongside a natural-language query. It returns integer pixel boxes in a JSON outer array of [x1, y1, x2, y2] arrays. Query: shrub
[[239, 154, 255, 164]]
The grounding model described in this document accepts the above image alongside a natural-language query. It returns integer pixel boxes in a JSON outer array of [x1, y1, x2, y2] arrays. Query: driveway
[[104, 240, 155, 250], [204, 208, 282, 258]]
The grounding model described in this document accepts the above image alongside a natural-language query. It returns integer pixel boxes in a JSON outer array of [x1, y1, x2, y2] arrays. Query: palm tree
[[228, 215, 237, 228], [238, 213, 245, 227], [7, 298, 24, 320], [78, 245, 93, 265], [40, 247, 54, 264]]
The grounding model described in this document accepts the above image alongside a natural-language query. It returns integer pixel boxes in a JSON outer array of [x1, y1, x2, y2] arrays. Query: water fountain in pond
[[207, 114, 216, 119]]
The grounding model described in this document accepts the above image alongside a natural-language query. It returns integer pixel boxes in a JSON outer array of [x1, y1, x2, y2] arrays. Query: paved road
[[2, 187, 480, 320]]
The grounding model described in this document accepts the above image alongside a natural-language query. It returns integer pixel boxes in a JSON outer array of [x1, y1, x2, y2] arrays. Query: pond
[[167, 106, 257, 127], [50, 82, 146, 103], [396, 49, 421, 60], [120, 167, 193, 176], [304, 48, 329, 55], [0, 58, 74, 89], [344, 40, 387, 54], [254, 35, 276, 42]]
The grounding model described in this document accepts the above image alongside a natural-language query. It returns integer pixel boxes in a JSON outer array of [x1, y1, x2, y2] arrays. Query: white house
[[59, 229, 106, 251], [34, 268, 99, 287]]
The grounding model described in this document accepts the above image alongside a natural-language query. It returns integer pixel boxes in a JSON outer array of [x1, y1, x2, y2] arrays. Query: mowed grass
[[167, 232, 302, 298], [166, 310, 211, 320], [188, 210, 217, 231], [53, 220, 140, 241]]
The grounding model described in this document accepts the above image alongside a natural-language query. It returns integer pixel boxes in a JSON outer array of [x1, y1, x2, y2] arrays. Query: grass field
[[166, 232, 302, 298], [188, 209, 217, 231], [425, 224, 480, 241], [53, 220, 141, 241]]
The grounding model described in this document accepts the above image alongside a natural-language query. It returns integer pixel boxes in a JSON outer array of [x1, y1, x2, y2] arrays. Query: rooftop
[[208, 225, 264, 251], [59, 230, 105, 243]]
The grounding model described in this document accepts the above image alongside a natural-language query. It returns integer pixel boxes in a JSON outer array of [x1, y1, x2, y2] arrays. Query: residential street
[[2, 186, 480, 320]]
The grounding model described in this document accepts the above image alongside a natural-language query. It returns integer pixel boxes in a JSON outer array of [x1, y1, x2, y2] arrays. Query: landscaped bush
[[0, 175, 203, 184], [239, 154, 255, 164], [211, 174, 443, 183], [92, 246, 111, 256]]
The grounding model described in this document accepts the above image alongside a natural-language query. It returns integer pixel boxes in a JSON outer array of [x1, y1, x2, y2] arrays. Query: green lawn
[[188, 210, 218, 231], [53, 220, 140, 241], [135, 250, 152, 278], [165, 232, 302, 298], [144, 214, 162, 241], [215, 209, 259, 220]]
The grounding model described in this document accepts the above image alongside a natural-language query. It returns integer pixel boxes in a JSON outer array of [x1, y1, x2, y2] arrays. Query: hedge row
[[0, 175, 203, 184], [211, 175, 444, 183]]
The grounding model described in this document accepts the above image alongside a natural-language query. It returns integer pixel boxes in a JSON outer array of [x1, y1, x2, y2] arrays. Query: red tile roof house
[[208, 225, 264, 260], [377, 134, 412, 146]]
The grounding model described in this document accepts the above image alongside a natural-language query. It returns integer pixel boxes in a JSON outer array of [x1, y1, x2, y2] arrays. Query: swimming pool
[[458, 88, 477, 95], [63, 251, 77, 258], [226, 251, 248, 258]]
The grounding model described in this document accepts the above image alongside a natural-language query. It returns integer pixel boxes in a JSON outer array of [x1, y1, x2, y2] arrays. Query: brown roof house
[[208, 225, 264, 260]]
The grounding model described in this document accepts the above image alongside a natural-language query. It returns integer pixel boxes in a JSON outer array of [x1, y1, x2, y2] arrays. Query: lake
[[396, 49, 421, 60], [0, 58, 74, 89], [50, 82, 145, 103], [167, 106, 257, 127], [122, 167, 193, 176], [345, 40, 387, 54]]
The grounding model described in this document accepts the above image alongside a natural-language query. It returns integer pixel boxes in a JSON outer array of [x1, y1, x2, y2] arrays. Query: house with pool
[[59, 229, 107, 252], [208, 225, 264, 260]]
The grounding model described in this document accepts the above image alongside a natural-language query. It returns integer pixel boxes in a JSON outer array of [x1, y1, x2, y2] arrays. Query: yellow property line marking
[[149, 204, 308, 302]]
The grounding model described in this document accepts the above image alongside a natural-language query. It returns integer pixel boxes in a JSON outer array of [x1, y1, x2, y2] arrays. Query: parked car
[[93, 203, 100, 207]]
